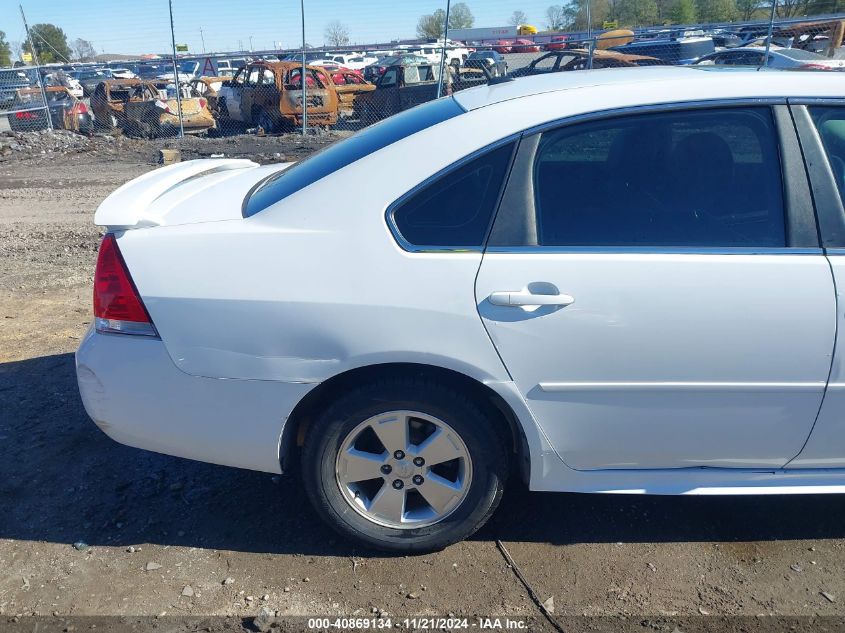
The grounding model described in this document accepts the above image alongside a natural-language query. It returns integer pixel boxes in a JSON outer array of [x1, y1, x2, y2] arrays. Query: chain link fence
[[1, 1, 843, 144]]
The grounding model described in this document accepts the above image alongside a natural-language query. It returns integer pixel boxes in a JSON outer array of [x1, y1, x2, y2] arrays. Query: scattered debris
[[223, 577, 235, 585], [542, 596, 555, 614], [72, 541, 89, 551], [181, 585, 194, 597], [821, 591, 836, 603], [145, 562, 162, 571], [253, 606, 276, 632]]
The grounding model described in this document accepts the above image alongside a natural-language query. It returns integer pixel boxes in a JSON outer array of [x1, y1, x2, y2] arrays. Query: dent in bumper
[[75, 326, 313, 474]]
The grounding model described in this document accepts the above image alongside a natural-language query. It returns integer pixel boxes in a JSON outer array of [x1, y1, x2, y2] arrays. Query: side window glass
[[809, 106, 845, 205], [533, 55, 557, 71], [391, 142, 515, 248], [246, 67, 260, 86], [532, 107, 786, 247], [380, 68, 398, 87]]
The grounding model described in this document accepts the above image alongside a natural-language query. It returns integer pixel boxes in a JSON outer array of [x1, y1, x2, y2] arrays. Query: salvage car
[[464, 50, 508, 77], [71, 68, 112, 96], [90, 79, 160, 130], [510, 49, 667, 77], [91, 79, 215, 137], [187, 76, 227, 113], [125, 86, 216, 137], [8, 86, 92, 134], [355, 61, 441, 121], [0, 68, 37, 109], [217, 61, 339, 131], [325, 68, 375, 118], [78, 68, 845, 553], [694, 46, 845, 70]]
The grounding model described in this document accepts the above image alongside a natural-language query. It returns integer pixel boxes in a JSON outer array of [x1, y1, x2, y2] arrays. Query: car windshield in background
[[243, 97, 465, 217], [179, 61, 199, 73]]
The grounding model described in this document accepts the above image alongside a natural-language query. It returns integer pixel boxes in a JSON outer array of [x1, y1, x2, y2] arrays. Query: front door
[[475, 105, 835, 470]]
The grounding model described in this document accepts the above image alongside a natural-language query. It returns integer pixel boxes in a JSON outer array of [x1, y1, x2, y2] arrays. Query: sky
[[4, 0, 562, 58]]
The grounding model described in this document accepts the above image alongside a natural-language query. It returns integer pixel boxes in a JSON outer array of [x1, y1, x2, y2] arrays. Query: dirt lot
[[4, 131, 845, 633]]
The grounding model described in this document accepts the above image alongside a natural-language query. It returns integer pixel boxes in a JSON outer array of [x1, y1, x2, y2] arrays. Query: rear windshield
[[243, 97, 465, 217]]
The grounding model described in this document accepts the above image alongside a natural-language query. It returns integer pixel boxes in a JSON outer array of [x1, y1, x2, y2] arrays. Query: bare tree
[[72, 38, 97, 62], [545, 5, 569, 29], [509, 10, 529, 25], [324, 20, 350, 47]]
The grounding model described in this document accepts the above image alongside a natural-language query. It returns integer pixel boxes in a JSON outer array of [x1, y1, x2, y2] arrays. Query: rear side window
[[809, 106, 845, 206], [531, 107, 786, 247], [244, 97, 464, 217], [390, 142, 515, 249]]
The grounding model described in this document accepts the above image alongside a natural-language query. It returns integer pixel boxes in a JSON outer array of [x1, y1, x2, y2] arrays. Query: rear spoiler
[[94, 158, 258, 230]]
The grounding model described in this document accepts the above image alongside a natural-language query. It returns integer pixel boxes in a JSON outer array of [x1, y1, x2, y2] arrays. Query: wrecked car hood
[[94, 159, 293, 230]]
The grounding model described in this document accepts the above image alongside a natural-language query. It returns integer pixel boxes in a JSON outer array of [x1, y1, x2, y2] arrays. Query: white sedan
[[77, 67, 845, 552]]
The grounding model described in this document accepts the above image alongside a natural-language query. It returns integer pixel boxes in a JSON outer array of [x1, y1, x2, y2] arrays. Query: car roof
[[452, 66, 844, 111]]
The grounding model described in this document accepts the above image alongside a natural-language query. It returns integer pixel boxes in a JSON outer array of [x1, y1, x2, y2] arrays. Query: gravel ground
[[3, 130, 845, 633]]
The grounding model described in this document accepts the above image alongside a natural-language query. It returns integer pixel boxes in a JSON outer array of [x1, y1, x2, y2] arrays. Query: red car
[[546, 35, 570, 51], [492, 40, 514, 54], [512, 38, 541, 53]]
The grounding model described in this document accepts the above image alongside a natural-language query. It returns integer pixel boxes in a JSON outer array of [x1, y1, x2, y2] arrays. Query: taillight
[[800, 63, 832, 70], [93, 234, 157, 336], [198, 97, 207, 109], [75, 101, 88, 114], [15, 111, 37, 120]]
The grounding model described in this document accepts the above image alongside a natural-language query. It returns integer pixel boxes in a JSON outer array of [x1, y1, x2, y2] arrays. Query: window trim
[[789, 100, 845, 248], [385, 135, 519, 253], [487, 98, 816, 253]]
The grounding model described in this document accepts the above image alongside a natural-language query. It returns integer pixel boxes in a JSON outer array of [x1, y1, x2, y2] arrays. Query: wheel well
[[280, 363, 529, 479]]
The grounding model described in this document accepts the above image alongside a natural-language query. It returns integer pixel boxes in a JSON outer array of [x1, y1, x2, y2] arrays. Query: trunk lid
[[94, 159, 292, 230]]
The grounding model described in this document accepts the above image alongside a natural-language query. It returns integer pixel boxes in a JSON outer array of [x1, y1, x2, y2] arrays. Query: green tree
[[618, 0, 660, 26], [0, 31, 11, 67], [695, 0, 737, 21], [416, 9, 446, 38], [417, 3, 474, 38], [23, 23, 71, 63], [670, 0, 698, 22], [448, 2, 475, 29], [509, 9, 529, 25], [554, 0, 610, 29]]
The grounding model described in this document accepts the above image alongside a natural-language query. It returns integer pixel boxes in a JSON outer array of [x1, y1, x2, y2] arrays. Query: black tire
[[302, 378, 508, 553]]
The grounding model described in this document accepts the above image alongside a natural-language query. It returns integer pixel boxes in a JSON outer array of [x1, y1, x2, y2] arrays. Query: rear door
[[475, 104, 835, 470], [788, 102, 845, 468]]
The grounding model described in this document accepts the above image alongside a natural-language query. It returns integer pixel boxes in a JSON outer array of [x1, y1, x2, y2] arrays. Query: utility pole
[[19, 4, 52, 132], [300, 0, 307, 134], [249, 35, 254, 52], [167, 0, 185, 138], [762, 0, 777, 69], [199, 27, 206, 53], [586, 0, 594, 69], [436, 0, 452, 98]]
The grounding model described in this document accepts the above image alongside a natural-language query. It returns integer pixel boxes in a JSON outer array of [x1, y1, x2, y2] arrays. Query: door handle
[[489, 290, 575, 307]]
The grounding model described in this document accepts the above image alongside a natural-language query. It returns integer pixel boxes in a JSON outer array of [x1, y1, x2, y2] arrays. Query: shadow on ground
[[3, 352, 845, 557]]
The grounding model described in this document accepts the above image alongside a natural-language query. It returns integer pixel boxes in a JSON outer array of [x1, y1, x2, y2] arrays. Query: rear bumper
[[75, 326, 313, 473]]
